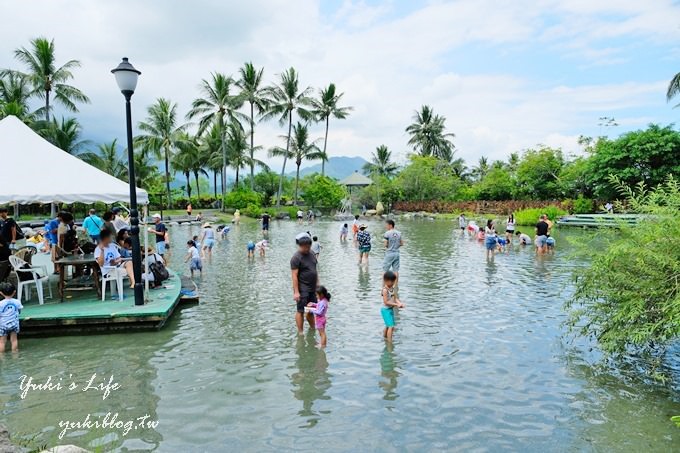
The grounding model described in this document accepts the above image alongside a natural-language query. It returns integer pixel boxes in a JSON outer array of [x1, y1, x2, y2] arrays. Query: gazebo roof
[[339, 171, 373, 187]]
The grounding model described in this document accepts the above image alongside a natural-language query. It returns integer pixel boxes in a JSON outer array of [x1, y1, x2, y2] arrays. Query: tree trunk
[[194, 171, 201, 198], [164, 146, 172, 209], [235, 166, 240, 190], [294, 163, 301, 205], [276, 111, 293, 207], [185, 172, 191, 198], [44, 88, 50, 123], [249, 102, 255, 190], [321, 115, 329, 176], [213, 171, 218, 199], [220, 114, 226, 211]]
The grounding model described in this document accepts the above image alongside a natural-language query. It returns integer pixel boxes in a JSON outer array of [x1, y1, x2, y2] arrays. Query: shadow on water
[[291, 332, 331, 427]]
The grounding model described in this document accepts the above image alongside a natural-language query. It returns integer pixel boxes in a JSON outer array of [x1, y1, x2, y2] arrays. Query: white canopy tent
[[0, 115, 148, 205]]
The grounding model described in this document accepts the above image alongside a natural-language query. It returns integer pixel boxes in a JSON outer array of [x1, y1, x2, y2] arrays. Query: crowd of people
[[458, 212, 556, 259]]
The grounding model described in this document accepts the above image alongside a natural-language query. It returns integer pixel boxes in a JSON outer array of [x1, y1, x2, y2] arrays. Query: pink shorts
[[315, 317, 326, 330]]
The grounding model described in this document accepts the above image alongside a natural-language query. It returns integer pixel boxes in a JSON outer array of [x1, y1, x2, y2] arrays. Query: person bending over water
[[381, 271, 405, 342], [515, 231, 532, 245], [305, 286, 330, 347], [291, 233, 318, 335]]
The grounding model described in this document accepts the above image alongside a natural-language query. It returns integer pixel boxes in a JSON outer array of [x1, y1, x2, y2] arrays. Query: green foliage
[[672, 415, 680, 428], [223, 189, 262, 209], [301, 175, 345, 208], [513, 206, 567, 226], [572, 195, 594, 214], [395, 155, 462, 201], [565, 177, 680, 356], [242, 203, 262, 218], [588, 125, 680, 199], [474, 167, 515, 200], [514, 146, 565, 199]]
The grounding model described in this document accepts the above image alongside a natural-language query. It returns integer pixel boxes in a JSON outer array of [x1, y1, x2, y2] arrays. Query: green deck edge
[[18, 273, 185, 335]]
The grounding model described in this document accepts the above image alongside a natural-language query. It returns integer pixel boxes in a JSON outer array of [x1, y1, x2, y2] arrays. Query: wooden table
[[55, 254, 101, 301]]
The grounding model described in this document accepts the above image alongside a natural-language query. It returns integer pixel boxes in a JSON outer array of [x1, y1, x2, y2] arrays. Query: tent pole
[[144, 204, 149, 300]]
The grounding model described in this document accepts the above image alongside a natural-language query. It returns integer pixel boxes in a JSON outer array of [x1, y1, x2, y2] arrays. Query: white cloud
[[0, 0, 677, 172]]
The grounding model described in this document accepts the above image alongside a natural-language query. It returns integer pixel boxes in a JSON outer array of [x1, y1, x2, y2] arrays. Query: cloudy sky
[[2, 0, 679, 169]]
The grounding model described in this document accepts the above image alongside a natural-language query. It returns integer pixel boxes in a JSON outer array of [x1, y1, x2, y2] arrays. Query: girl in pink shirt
[[306, 286, 330, 347]]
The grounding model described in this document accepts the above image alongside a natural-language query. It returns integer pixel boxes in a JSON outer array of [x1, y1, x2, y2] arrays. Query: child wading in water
[[0, 282, 23, 352], [381, 271, 404, 342], [305, 286, 330, 347], [185, 240, 202, 278]]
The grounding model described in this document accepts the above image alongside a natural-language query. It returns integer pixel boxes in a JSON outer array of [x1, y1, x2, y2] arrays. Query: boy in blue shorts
[[0, 282, 23, 352], [381, 271, 405, 342], [247, 240, 256, 258]]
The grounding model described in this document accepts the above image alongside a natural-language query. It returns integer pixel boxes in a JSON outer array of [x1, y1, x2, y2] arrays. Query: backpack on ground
[[149, 255, 170, 286]]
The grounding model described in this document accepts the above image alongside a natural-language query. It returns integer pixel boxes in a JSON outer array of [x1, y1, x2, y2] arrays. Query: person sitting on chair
[[95, 229, 135, 289]]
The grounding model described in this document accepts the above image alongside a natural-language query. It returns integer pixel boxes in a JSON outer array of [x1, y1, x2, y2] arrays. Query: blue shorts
[[546, 237, 555, 247], [0, 323, 19, 336], [497, 238, 507, 246], [247, 243, 255, 251], [485, 237, 497, 250], [89, 234, 101, 243], [262, 224, 269, 231], [383, 252, 400, 272], [536, 235, 548, 247], [156, 241, 166, 255], [203, 239, 215, 249], [381, 307, 395, 328], [190, 258, 202, 271], [359, 245, 371, 254]]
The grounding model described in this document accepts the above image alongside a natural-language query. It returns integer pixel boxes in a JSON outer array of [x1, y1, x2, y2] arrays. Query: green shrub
[[572, 195, 594, 214], [514, 206, 567, 226], [242, 203, 262, 218], [223, 190, 262, 210]]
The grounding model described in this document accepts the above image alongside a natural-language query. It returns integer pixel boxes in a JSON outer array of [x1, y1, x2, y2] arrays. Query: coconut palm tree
[[362, 145, 399, 178], [133, 151, 162, 192], [3, 37, 89, 122], [270, 122, 323, 204], [405, 105, 455, 161], [172, 146, 193, 198], [0, 72, 33, 122], [471, 156, 490, 181], [136, 98, 187, 208], [450, 157, 469, 181], [199, 123, 225, 199], [667, 71, 680, 106], [309, 83, 353, 176], [79, 139, 128, 180], [262, 67, 313, 206], [186, 73, 240, 207], [235, 62, 268, 190], [40, 116, 89, 154], [224, 120, 266, 189]]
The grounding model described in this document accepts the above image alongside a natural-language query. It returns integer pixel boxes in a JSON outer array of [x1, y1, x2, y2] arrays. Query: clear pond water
[[1, 219, 678, 452]]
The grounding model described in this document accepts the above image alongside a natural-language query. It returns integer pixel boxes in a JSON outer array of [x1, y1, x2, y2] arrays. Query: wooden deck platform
[[19, 272, 197, 336]]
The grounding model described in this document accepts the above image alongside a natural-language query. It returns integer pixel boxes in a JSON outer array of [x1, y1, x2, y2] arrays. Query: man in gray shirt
[[290, 232, 318, 334], [383, 219, 404, 283]]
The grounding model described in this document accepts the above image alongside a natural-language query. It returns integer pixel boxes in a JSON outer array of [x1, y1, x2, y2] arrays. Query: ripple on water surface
[[0, 220, 678, 452]]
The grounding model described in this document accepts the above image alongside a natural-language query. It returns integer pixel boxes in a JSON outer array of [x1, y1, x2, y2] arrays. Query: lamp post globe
[[112, 57, 144, 306]]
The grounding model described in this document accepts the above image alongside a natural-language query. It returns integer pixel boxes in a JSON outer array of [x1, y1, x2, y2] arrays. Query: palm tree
[[262, 67, 313, 206], [133, 151, 162, 191], [225, 120, 266, 189], [173, 134, 208, 199], [507, 152, 520, 173], [171, 145, 193, 198], [310, 83, 353, 176], [79, 139, 128, 180], [0, 72, 33, 122], [136, 98, 187, 208], [186, 73, 240, 207], [199, 123, 225, 199], [3, 37, 89, 122], [235, 62, 268, 190], [450, 157, 469, 180], [40, 116, 89, 154], [270, 122, 323, 204], [471, 156, 490, 181], [362, 145, 398, 178], [405, 105, 455, 161], [667, 71, 680, 106]]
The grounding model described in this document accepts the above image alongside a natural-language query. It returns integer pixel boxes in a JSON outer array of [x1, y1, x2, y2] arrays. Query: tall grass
[[513, 206, 567, 226]]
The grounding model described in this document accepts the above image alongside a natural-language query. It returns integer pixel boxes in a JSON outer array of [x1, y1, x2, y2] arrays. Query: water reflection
[[291, 333, 331, 427], [379, 343, 400, 403]]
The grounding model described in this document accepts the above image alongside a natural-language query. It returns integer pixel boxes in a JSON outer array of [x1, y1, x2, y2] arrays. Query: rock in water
[[0, 424, 19, 453], [376, 202, 384, 215]]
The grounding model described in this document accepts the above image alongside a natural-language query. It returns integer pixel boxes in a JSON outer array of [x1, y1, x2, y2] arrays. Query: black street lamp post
[[111, 57, 144, 306]]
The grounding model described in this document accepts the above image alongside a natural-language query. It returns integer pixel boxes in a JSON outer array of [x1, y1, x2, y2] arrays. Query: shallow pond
[[1, 219, 678, 452]]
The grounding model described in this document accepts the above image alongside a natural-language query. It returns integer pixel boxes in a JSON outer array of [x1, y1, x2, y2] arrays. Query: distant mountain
[[289, 156, 369, 180]]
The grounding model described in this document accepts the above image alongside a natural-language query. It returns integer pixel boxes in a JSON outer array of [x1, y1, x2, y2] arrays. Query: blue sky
[[1, 0, 679, 169]]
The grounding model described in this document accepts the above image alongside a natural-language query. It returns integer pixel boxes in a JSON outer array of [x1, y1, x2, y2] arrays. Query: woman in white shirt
[[94, 229, 135, 288], [505, 214, 515, 243]]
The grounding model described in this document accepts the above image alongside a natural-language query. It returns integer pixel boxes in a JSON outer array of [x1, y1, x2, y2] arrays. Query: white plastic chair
[[9, 255, 52, 305], [101, 266, 125, 301]]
